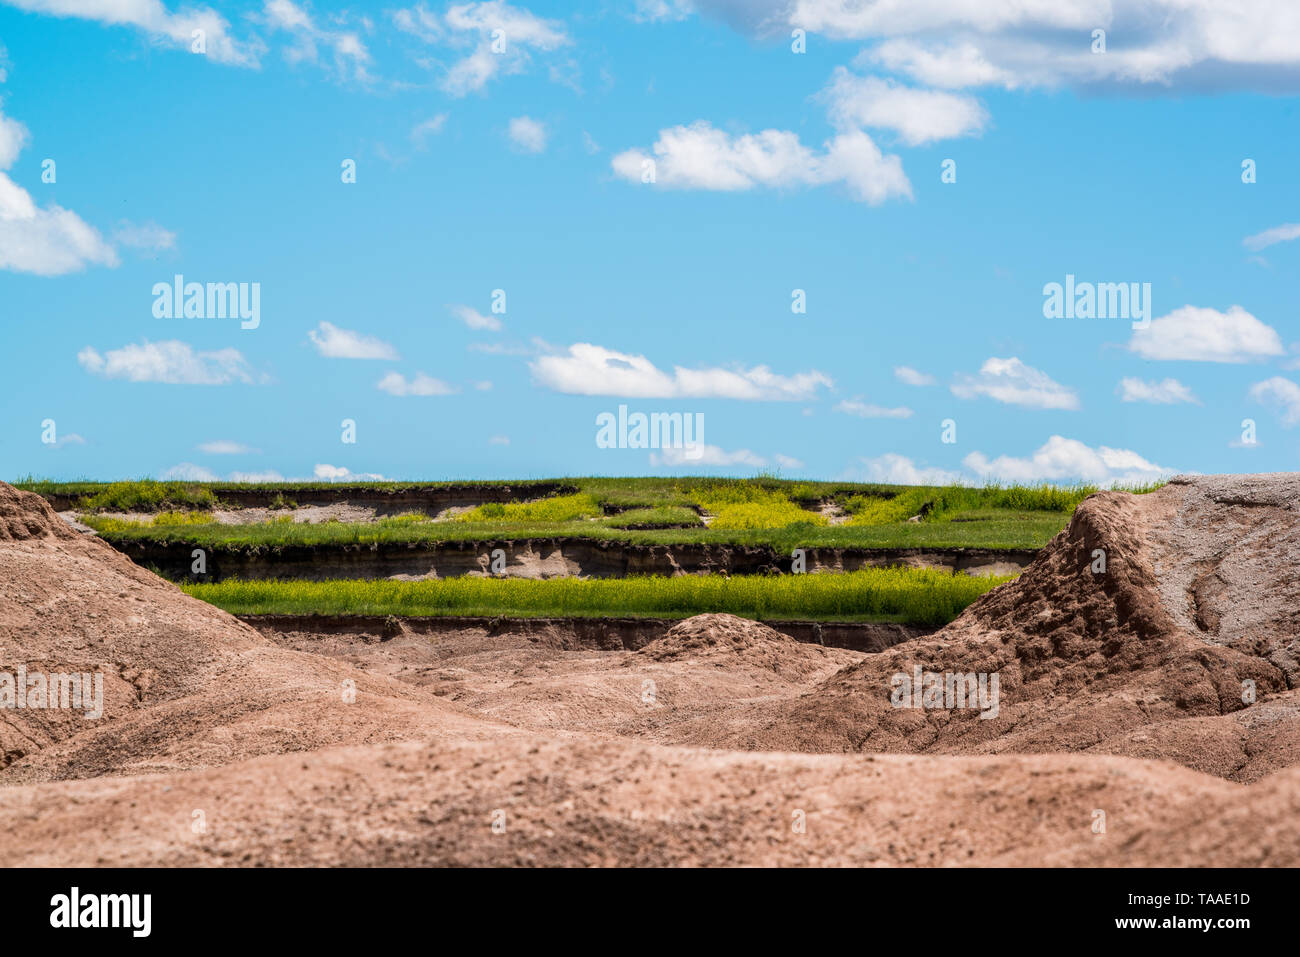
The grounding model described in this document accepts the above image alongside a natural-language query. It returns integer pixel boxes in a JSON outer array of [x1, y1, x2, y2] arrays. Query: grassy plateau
[[15, 476, 1163, 624], [15, 476, 1162, 552]]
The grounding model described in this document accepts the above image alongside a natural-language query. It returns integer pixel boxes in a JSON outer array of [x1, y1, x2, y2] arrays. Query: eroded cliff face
[[110, 536, 1036, 582]]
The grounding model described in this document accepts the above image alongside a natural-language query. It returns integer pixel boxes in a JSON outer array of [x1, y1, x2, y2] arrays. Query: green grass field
[[182, 567, 1014, 627], [19, 475, 1162, 552]]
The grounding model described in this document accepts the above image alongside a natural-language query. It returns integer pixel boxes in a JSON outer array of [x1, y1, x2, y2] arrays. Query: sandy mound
[[0, 734, 1294, 867], [637, 614, 845, 681], [0, 484, 506, 784], [266, 614, 860, 739], [655, 475, 1300, 781]]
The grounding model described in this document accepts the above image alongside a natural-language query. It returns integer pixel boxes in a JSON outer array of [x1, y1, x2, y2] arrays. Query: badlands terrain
[[1, 475, 1298, 866]]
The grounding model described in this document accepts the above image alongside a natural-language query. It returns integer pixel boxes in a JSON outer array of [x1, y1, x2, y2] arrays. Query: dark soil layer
[[117, 537, 1037, 582]]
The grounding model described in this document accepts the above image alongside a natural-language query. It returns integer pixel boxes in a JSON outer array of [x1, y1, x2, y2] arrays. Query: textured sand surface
[[1, 477, 1298, 866]]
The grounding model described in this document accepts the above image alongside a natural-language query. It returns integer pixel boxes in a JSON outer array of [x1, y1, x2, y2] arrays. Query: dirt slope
[[651, 475, 1300, 782], [0, 483, 509, 784], [1, 737, 1296, 867]]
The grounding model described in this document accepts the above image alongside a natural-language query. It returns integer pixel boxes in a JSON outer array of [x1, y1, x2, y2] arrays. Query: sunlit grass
[[183, 567, 1014, 627], [453, 492, 601, 524]]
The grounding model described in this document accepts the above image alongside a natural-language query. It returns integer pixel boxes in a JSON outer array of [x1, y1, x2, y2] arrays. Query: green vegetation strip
[[85, 512, 1067, 550], [182, 568, 1014, 628], [22, 476, 1163, 551]]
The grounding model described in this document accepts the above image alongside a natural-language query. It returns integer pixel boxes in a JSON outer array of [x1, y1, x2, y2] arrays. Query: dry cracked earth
[[1, 475, 1298, 866]]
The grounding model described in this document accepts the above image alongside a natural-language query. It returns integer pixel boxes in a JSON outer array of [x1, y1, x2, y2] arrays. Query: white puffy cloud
[[611, 122, 911, 205], [78, 340, 256, 385], [228, 469, 285, 482], [821, 68, 988, 145], [161, 462, 219, 481], [450, 304, 502, 331], [530, 342, 832, 400], [952, 357, 1079, 410], [376, 371, 457, 396], [777, 0, 1300, 92], [857, 452, 963, 485], [1129, 305, 1284, 362], [0, 103, 117, 276], [834, 398, 912, 419], [964, 435, 1168, 485], [0, 195, 119, 275], [1250, 376, 1300, 425], [507, 115, 547, 152], [894, 365, 936, 386], [868, 40, 1017, 89], [650, 443, 767, 467], [0, 109, 27, 168], [1243, 223, 1300, 251], [308, 321, 400, 360], [8, 0, 261, 67], [1117, 377, 1198, 405], [393, 1, 571, 96]]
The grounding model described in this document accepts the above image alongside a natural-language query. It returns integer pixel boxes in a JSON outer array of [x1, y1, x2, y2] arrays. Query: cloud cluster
[[964, 435, 1168, 485], [894, 365, 935, 386], [1250, 376, 1300, 426], [308, 321, 400, 360], [778, 0, 1300, 93], [649, 443, 765, 468], [952, 357, 1079, 410], [821, 68, 988, 145], [263, 0, 372, 82], [1128, 305, 1283, 362], [611, 122, 911, 205], [530, 342, 833, 400], [1243, 223, 1300, 251], [1117, 377, 1198, 405], [78, 340, 256, 385], [393, 1, 571, 96], [376, 371, 457, 396], [834, 398, 912, 419], [7, 0, 261, 66], [0, 102, 117, 276], [450, 304, 502, 331]]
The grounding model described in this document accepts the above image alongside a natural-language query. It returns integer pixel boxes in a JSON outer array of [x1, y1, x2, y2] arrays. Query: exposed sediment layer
[[113, 537, 1036, 582]]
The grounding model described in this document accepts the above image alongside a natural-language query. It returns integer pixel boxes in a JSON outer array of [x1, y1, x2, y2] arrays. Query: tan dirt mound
[[653, 475, 1300, 782], [0, 483, 507, 783], [270, 614, 860, 739], [0, 736, 1295, 867], [636, 613, 848, 680]]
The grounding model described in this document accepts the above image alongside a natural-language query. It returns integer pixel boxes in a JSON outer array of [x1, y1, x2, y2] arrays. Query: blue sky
[[1, 0, 1297, 485]]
